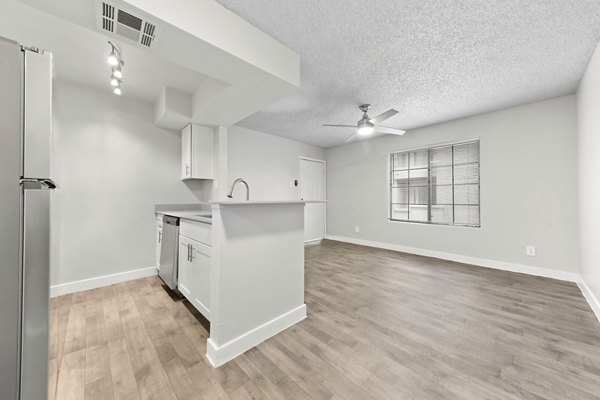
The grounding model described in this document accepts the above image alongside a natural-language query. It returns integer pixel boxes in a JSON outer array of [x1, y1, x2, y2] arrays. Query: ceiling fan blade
[[322, 124, 356, 128], [344, 132, 357, 143], [369, 109, 399, 124], [374, 126, 406, 135]]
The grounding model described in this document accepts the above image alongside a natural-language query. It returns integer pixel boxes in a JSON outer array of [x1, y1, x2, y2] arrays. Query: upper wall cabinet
[[182, 124, 214, 180]]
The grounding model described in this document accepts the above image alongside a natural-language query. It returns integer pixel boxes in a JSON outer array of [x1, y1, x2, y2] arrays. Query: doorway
[[298, 157, 326, 243]]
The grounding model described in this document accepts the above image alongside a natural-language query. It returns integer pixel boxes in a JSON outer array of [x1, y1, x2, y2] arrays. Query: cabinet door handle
[[158, 231, 162, 243], [186, 164, 190, 176]]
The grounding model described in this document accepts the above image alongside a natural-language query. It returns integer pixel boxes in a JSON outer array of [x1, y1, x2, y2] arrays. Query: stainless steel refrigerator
[[0, 36, 54, 400]]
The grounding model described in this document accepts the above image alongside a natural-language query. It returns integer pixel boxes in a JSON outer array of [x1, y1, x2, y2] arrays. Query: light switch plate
[[355, 226, 360, 233], [526, 246, 536, 257]]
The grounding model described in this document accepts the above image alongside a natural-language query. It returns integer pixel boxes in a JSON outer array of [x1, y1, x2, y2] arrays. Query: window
[[390, 140, 480, 227]]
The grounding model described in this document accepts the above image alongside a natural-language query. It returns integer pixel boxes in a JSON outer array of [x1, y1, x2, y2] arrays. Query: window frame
[[388, 139, 481, 228]]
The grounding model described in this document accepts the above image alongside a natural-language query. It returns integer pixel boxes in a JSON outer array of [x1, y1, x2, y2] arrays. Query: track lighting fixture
[[107, 41, 124, 95]]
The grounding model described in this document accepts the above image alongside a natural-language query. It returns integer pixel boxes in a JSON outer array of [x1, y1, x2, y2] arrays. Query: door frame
[[298, 156, 327, 242]]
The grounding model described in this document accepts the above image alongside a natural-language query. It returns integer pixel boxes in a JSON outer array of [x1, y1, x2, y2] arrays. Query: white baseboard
[[578, 278, 600, 324], [325, 235, 579, 283], [50, 266, 158, 297], [304, 238, 323, 246], [206, 304, 307, 367]]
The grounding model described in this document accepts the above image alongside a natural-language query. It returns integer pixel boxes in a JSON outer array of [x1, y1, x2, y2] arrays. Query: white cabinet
[[180, 219, 211, 245], [178, 225, 211, 320], [182, 124, 214, 180], [178, 236, 194, 299], [190, 240, 211, 318]]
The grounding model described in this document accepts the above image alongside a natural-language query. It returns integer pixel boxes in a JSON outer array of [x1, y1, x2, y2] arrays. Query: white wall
[[51, 80, 203, 287], [227, 125, 325, 201], [577, 42, 600, 307], [326, 96, 579, 275]]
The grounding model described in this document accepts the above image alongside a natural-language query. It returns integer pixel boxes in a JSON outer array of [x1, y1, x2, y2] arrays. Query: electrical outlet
[[526, 246, 536, 257], [355, 226, 360, 233]]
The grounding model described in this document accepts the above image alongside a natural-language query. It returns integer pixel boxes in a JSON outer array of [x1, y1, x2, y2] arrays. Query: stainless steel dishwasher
[[159, 215, 181, 294]]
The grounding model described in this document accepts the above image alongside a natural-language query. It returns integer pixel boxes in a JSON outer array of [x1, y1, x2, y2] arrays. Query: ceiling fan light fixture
[[357, 120, 374, 136]]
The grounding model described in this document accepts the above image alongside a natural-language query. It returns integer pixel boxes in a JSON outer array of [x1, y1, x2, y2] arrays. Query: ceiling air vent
[[101, 3, 115, 32], [141, 22, 156, 47], [98, 1, 158, 48]]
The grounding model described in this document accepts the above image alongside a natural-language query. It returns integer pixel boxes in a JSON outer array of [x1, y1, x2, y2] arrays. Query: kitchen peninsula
[[156, 201, 307, 367]]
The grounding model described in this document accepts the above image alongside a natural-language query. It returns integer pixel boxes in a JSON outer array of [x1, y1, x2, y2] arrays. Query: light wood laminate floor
[[50, 240, 600, 400]]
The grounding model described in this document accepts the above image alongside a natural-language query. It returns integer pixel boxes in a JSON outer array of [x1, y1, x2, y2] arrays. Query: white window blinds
[[390, 140, 480, 227]]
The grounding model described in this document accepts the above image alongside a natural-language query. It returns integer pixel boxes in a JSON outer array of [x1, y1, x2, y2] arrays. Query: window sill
[[386, 218, 481, 228]]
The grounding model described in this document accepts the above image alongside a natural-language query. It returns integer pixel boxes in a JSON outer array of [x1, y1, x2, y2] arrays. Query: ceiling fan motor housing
[[357, 118, 374, 129], [358, 104, 374, 128]]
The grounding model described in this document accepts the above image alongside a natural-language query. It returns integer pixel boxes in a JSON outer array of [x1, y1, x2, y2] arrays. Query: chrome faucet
[[227, 178, 250, 201]]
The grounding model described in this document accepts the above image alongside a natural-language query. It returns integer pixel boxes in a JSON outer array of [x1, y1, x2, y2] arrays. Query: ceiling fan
[[323, 104, 406, 142]]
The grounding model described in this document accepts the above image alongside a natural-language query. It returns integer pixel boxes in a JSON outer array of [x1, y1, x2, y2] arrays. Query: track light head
[[112, 67, 123, 79], [107, 51, 119, 66], [107, 41, 124, 67]]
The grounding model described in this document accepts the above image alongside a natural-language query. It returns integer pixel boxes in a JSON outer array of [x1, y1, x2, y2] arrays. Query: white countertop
[[156, 210, 213, 224], [210, 200, 326, 205], [156, 201, 326, 223]]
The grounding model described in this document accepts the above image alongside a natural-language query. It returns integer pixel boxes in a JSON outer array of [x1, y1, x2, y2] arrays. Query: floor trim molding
[[578, 277, 600, 324], [326, 235, 579, 283], [50, 266, 158, 297], [206, 304, 307, 367], [304, 238, 323, 246]]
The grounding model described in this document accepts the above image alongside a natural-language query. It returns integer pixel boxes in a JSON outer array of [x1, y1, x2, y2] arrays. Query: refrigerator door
[[21, 186, 51, 400], [23, 48, 52, 178], [0, 36, 23, 400], [20, 48, 53, 400]]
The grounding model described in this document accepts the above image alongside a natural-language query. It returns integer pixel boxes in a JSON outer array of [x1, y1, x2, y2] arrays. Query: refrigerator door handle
[[20, 177, 57, 190]]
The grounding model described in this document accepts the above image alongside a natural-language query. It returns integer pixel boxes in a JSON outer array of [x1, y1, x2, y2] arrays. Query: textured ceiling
[[216, 0, 600, 148]]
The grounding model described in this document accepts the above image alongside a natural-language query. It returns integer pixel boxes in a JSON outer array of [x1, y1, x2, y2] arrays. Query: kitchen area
[[147, 122, 315, 367]]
